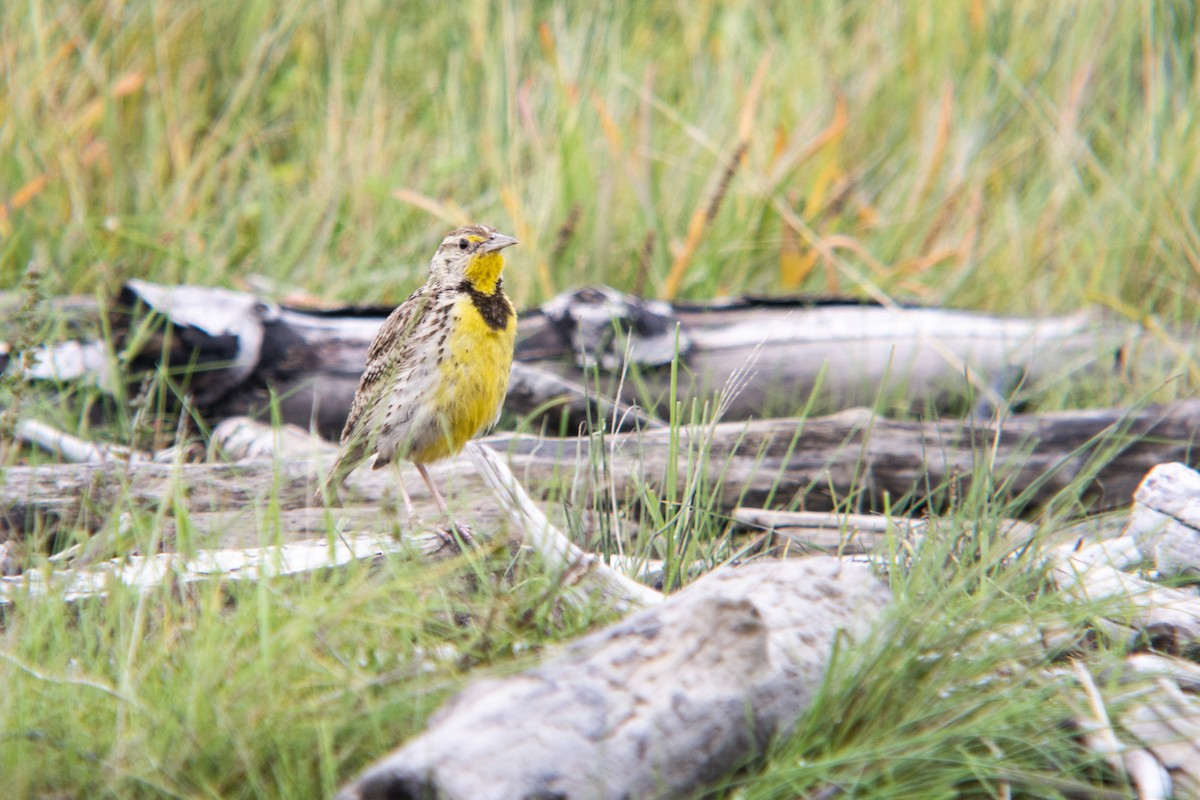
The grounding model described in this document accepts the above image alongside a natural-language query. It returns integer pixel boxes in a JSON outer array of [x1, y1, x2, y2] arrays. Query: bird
[[316, 224, 518, 523]]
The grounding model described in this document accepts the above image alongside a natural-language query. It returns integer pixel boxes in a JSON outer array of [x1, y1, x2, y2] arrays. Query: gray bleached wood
[[730, 507, 928, 554], [487, 401, 1200, 513], [1120, 655, 1200, 798], [525, 287, 1150, 417], [0, 530, 416, 604], [336, 557, 891, 800], [7, 281, 1170, 435], [729, 507, 1041, 557], [1125, 463, 1200, 578], [6, 401, 1200, 547], [464, 442, 664, 611], [1020, 462, 1200, 797], [1043, 461, 1200, 650], [1049, 558, 1200, 649]]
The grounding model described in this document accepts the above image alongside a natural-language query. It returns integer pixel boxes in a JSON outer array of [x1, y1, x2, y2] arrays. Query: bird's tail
[[313, 450, 354, 507], [313, 477, 340, 508]]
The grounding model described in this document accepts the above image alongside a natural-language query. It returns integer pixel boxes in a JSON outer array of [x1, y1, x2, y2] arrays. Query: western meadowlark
[[316, 224, 518, 519]]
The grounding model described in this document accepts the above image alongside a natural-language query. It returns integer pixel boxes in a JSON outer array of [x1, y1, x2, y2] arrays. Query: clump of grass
[[0, 530, 611, 798], [725, 496, 1138, 799]]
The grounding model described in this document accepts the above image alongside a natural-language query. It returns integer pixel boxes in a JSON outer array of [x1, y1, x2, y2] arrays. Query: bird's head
[[431, 224, 518, 295]]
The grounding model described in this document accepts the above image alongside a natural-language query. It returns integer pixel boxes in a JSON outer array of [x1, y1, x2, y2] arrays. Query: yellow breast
[[410, 293, 516, 463]]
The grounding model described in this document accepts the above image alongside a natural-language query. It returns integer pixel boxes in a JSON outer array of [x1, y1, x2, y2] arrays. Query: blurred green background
[[4, 0, 1197, 318]]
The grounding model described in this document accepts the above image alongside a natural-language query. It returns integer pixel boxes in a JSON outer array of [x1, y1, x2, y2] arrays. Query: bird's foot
[[433, 522, 476, 554]]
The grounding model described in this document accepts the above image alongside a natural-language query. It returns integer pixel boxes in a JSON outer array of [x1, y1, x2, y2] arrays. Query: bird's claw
[[434, 522, 476, 554]]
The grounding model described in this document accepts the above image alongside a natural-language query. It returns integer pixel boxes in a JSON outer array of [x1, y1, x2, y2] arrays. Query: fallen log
[[1037, 462, 1200, 796], [336, 557, 891, 800], [524, 286, 1156, 417], [8, 281, 1173, 437], [2, 421, 664, 611], [12, 281, 663, 439], [5, 402, 1200, 548], [487, 400, 1200, 514], [1125, 462, 1200, 578], [0, 530, 419, 605], [729, 507, 1043, 557], [1042, 463, 1200, 652]]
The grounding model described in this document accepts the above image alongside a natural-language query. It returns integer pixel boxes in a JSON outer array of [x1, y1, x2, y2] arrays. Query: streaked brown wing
[[339, 285, 435, 447]]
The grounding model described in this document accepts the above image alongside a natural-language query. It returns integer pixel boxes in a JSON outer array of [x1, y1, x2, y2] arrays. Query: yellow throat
[[463, 251, 505, 294]]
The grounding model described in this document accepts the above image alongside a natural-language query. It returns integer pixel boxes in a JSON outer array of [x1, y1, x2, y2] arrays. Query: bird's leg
[[415, 462, 450, 516], [415, 462, 474, 547], [396, 471, 419, 524]]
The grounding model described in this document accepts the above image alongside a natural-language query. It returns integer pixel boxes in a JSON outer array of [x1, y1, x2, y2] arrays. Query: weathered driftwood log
[[523, 286, 1155, 417], [336, 557, 891, 800], [729, 507, 1044, 557], [10, 280, 1171, 437], [487, 401, 1200, 514], [1049, 540, 1200, 649], [730, 508, 929, 555], [1031, 462, 1200, 797], [0, 529, 418, 605], [1124, 462, 1200, 578], [1115, 654, 1200, 798], [6, 402, 1200, 548], [14, 281, 662, 439], [1045, 463, 1200, 651], [3, 420, 665, 610]]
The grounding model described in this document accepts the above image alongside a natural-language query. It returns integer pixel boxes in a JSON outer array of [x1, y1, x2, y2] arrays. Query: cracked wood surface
[[336, 557, 890, 800]]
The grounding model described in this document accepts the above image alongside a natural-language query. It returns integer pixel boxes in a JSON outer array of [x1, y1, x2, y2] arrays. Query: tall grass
[[3, 1, 1199, 322]]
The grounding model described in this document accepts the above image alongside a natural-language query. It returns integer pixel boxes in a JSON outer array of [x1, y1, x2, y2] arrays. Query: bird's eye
[[458, 238, 469, 250]]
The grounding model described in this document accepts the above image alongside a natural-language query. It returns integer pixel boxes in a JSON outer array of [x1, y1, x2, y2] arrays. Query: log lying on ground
[[0, 529, 420, 605], [11, 281, 662, 439], [1124, 461, 1200, 578], [6, 401, 1200, 546], [729, 507, 1044, 556], [1037, 462, 1200, 797], [489, 400, 1200, 513], [1047, 516, 1200, 651], [3, 420, 664, 611], [523, 286, 1159, 417], [336, 557, 891, 800], [8, 280, 1177, 436]]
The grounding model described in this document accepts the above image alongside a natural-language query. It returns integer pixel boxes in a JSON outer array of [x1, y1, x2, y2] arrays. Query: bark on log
[[10, 281, 1174, 438], [336, 557, 891, 800]]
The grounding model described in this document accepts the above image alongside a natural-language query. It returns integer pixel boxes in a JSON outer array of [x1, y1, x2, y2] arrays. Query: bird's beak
[[479, 233, 518, 254]]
